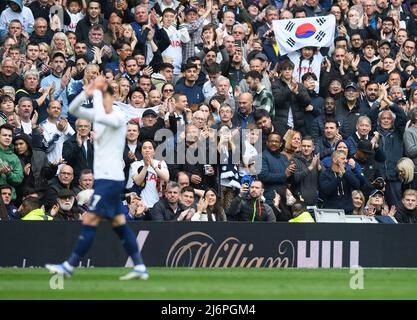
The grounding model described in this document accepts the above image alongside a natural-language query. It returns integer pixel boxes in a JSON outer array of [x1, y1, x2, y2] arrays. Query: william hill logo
[[164, 232, 360, 268]]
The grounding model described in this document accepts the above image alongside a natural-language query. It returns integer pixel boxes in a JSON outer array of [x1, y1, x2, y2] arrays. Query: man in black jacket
[[150, 182, 187, 221], [271, 59, 311, 134], [293, 136, 322, 206], [123, 120, 142, 183], [29, 17, 54, 45], [227, 180, 276, 222], [44, 164, 79, 211], [395, 189, 417, 223], [62, 119, 93, 181], [337, 82, 369, 138], [311, 96, 343, 140], [75, 0, 108, 42], [0, 57, 23, 89], [139, 109, 165, 143]]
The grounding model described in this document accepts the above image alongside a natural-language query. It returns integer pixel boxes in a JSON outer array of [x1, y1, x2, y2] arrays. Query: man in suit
[[62, 119, 94, 182]]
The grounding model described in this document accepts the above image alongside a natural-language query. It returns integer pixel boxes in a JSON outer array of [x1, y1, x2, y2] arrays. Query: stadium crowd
[[0, 0, 417, 223]]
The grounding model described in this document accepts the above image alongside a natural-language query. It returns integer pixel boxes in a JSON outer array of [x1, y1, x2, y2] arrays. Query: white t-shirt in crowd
[[127, 159, 169, 209]]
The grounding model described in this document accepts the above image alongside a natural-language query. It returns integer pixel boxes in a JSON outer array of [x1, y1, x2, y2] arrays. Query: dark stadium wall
[[1, 222, 417, 268]]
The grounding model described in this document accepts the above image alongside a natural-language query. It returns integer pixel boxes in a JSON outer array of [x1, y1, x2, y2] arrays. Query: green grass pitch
[[1, 267, 417, 299]]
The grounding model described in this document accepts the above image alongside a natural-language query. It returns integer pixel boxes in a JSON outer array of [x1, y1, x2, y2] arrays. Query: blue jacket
[[232, 110, 255, 130], [258, 149, 290, 202], [175, 79, 204, 105], [319, 168, 361, 213]]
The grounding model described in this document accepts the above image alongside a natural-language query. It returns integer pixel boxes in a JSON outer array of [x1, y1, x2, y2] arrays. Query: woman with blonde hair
[[351, 190, 366, 215], [118, 77, 131, 103], [281, 130, 302, 161], [51, 32, 74, 58], [116, 23, 138, 50], [396, 157, 417, 190], [38, 42, 51, 63]]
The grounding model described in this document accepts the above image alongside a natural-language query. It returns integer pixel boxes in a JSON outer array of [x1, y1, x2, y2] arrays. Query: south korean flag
[[273, 15, 336, 55]]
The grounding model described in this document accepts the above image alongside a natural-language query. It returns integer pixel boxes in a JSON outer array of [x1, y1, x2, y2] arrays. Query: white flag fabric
[[272, 15, 336, 55]]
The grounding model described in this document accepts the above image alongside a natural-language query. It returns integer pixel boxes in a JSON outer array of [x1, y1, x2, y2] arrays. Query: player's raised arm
[[68, 82, 96, 122], [92, 76, 125, 129]]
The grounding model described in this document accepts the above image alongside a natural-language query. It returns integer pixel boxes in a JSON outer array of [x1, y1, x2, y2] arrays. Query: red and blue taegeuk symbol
[[295, 23, 316, 39]]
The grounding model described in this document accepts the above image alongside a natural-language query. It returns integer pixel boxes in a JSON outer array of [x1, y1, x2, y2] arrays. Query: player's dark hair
[[105, 86, 115, 96]]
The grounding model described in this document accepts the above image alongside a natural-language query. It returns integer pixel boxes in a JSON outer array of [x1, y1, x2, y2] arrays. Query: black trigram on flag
[[286, 37, 296, 47], [315, 31, 326, 42], [316, 18, 326, 26], [285, 21, 295, 31]]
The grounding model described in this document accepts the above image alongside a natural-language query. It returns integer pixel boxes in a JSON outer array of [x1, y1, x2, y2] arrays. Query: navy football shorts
[[88, 179, 125, 218]]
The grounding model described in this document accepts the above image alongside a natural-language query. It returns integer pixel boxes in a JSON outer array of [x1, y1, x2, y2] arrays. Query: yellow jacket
[[21, 209, 53, 221], [289, 211, 315, 223]]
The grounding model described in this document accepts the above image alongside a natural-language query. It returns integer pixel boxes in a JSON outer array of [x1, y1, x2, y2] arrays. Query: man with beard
[[50, 189, 80, 221], [245, 71, 274, 115], [311, 97, 342, 140], [175, 63, 204, 105], [399, 39, 416, 70], [150, 182, 186, 221], [253, 109, 288, 150], [395, 189, 417, 223], [360, 81, 380, 108], [379, 16, 396, 41], [350, 31, 364, 55], [40, 51, 70, 118], [226, 180, 276, 222]]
